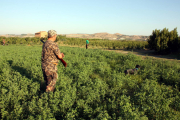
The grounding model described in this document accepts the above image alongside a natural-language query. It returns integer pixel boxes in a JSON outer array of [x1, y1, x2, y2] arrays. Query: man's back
[[41, 40, 61, 70]]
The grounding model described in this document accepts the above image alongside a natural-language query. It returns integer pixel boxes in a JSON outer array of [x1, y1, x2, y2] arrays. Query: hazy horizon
[[0, 32, 151, 36]]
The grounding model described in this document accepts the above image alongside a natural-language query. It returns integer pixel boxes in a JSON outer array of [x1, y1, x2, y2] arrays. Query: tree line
[[1, 27, 180, 54]]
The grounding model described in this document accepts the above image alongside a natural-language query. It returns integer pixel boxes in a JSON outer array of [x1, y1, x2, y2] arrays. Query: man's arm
[[54, 47, 66, 67], [57, 53, 67, 67]]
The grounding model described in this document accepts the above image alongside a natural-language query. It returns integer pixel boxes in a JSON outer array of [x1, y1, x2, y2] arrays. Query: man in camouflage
[[2, 39, 5, 46], [41, 30, 64, 92]]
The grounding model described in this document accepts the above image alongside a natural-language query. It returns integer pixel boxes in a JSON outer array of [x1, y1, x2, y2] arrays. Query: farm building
[[35, 31, 48, 38]]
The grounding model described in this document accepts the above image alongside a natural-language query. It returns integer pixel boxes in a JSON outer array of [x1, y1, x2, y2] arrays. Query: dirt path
[[59, 44, 180, 62], [105, 49, 180, 62]]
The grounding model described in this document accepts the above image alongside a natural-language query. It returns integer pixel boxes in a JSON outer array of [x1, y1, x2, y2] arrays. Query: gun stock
[[60, 59, 67, 68], [40, 40, 67, 68], [40, 39, 45, 43]]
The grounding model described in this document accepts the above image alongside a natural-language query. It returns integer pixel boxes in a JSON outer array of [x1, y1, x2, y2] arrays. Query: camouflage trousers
[[42, 69, 58, 92]]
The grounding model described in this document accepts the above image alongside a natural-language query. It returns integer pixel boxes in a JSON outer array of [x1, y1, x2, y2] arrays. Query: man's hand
[[61, 53, 64, 58], [57, 53, 64, 60]]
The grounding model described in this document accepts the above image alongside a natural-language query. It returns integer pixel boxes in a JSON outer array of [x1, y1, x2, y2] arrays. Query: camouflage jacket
[[41, 40, 61, 71]]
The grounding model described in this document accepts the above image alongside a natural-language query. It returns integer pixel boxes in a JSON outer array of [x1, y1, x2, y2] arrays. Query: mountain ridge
[[62, 32, 149, 40], [0, 32, 149, 40]]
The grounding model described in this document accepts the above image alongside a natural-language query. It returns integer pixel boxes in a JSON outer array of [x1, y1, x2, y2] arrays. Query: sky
[[0, 0, 180, 36]]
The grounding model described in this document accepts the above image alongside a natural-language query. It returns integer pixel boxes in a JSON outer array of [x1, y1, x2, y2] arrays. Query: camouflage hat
[[48, 30, 57, 38]]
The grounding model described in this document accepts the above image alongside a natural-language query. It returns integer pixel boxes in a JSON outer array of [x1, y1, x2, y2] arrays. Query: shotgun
[[41, 40, 67, 68]]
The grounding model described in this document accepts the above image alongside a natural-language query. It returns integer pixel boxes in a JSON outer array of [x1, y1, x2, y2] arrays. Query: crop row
[[0, 45, 180, 119]]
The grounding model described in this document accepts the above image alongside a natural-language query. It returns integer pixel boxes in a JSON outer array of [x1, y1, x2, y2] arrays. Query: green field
[[0, 45, 180, 119]]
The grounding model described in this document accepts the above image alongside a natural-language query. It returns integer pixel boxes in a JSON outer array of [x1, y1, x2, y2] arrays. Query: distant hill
[[1, 32, 149, 40], [64, 32, 149, 41], [0, 34, 35, 38]]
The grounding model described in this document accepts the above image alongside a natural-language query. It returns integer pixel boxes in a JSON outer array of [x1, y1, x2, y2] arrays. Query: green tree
[[148, 27, 179, 54]]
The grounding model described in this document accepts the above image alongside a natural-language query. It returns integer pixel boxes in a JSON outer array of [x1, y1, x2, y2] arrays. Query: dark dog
[[124, 65, 141, 75]]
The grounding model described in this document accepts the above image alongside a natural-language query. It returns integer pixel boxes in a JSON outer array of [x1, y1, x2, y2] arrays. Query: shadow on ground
[[7, 60, 46, 94]]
